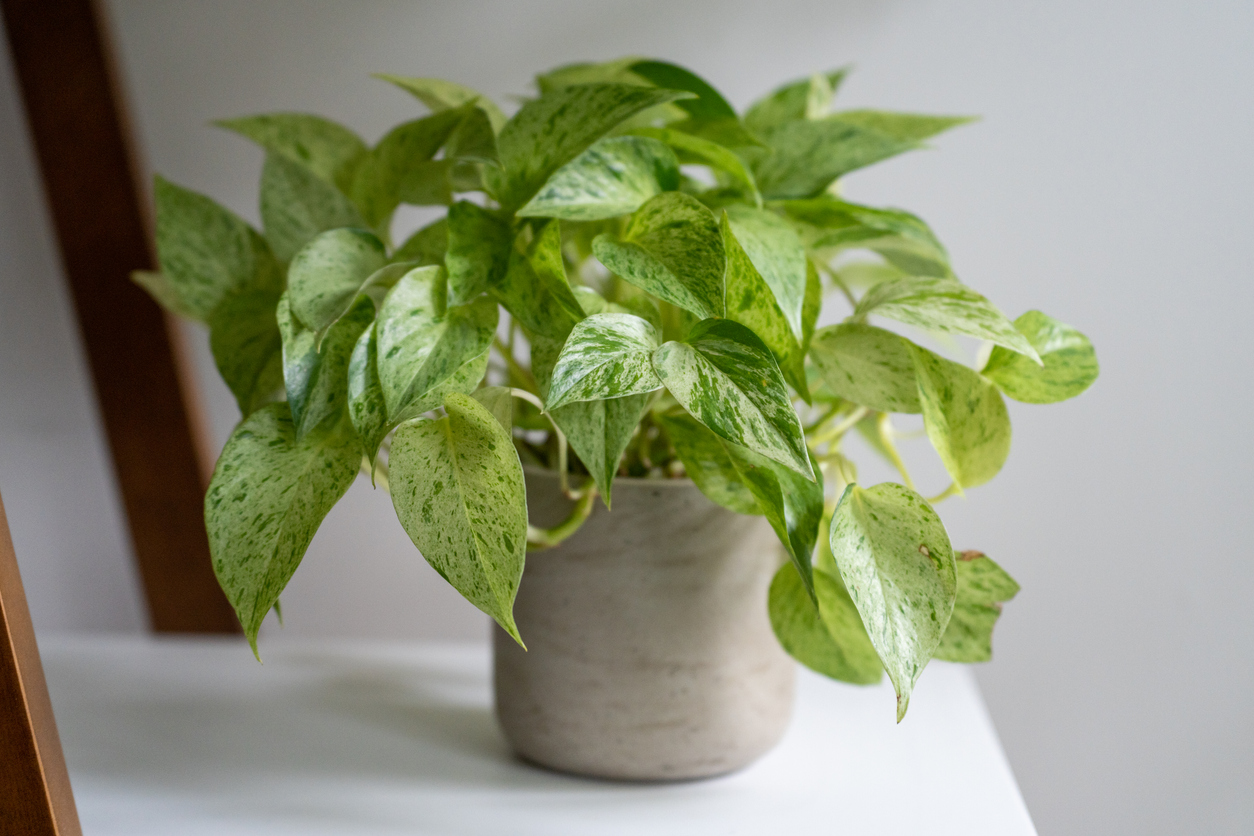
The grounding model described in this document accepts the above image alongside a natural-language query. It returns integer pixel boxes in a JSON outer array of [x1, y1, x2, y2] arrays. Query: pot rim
[[522, 464, 696, 488]]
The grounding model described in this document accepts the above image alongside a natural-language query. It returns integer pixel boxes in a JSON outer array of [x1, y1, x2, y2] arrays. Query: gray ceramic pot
[[492, 467, 795, 781]]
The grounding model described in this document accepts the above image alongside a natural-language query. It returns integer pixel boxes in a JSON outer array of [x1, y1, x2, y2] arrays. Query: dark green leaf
[[215, 113, 367, 193], [491, 220, 584, 340], [652, 318, 811, 478], [278, 294, 373, 438], [769, 562, 883, 685], [286, 228, 387, 333], [206, 403, 361, 653], [346, 323, 388, 465], [629, 127, 761, 205], [658, 411, 760, 515], [517, 136, 679, 221], [982, 310, 1099, 404], [390, 392, 527, 643], [910, 345, 1011, 490], [546, 313, 662, 409], [725, 205, 807, 338], [260, 153, 366, 263], [445, 201, 512, 306], [830, 482, 957, 721], [934, 550, 1019, 663], [808, 323, 921, 413], [592, 191, 725, 319], [627, 59, 760, 149], [209, 284, 284, 416]]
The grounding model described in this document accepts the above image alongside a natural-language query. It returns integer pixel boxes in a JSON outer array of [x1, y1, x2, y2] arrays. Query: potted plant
[[135, 57, 1098, 781]]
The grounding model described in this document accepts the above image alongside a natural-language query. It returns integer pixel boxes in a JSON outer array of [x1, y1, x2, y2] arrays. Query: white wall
[[2, 1, 1250, 833]]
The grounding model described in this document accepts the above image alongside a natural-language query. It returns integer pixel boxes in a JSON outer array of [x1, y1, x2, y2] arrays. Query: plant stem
[[508, 388, 581, 499], [876, 413, 915, 491], [810, 405, 869, 448], [926, 482, 961, 504], [815, 259, 858, 310], [494, 335, 539, 394], [526, 486, 597, 550]]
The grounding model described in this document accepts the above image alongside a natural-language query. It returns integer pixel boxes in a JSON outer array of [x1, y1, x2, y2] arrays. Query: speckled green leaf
[[808, 323, 921, 414], [769, 562, 883, 685], [781, 197, 950, 277], [205, 403, 361, 654], [722, 212, 807, 399], [982, 310, 1099, 404], [347, 322, 388, 464], [215, 113, 367, 194], [260, 153, 366, 263], [491, 221, 583, 340], [374, 74, 507, 133], [286, 228, 387, 333], [934, 551, 1020, 663], [725, 443, 823, 598], [393, 217, 448, 266], [658, 411, 760, 515], [911, 344, 1012, 489], [152, 176, 279, 320], [830, 110, 975, 143], [546, 313, 662, 410], [629, 127, 761, 205], [375, 266, 496, 423], [536, 57, 653, 91], [530, 333, 648, 506], [801, 260, 821, 355], [471, 386, 514, 431], [518, 136, 679, 221], [209, 284, 284, 416], [592, 192, 725, 319], [627, 60, 760, 149], [830, 482, 957, 721], [491, 83, 694, 211], [445, 201, 512, 306], [749, 119, 919, 200], [858, 277, 1041, 363], [278, 294, 373, 438], [389, 392, 527, 642], [744, 68, 850, 133], [653, 318, 811, 479], [724, 205, 807, 338]]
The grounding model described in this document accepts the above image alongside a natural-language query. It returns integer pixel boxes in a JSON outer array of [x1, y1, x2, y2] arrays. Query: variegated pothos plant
[[137, 59, 1098, 721]]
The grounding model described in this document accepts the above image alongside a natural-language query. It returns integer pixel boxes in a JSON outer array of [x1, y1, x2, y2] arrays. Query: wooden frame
[[2, 0, 237, 633], [0, 492, 81, 836]]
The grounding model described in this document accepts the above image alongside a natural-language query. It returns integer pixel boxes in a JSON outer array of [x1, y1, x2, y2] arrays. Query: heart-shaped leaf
[[374, 74, 507, 134], [627, 59, 760, 149], [390, 392, 527, 643], [546, 313, 663, 410], [658, 411, 760, 515], [445, 201, 512, 306], [808, 323, 921, 414], [260, 153, 366, 263], [347, 322, 388, 466], [981, 310, 1099, 404], [768, 561, 883, 684], [934, 550, 1020, 662], [518, 136, 679, 221], [857, 276, 1041, 363], [206, 403, 361, 654], [628, 127, 762, 204], [724, 205, 807, 338], [209, 284, 285, 417], [744, 68, 849, 133], [592, 192, 726, 320], [491, 220, 584, 340], [278, 294, 374, 438], [652, 318, 811, 479], [215, 113, 367, 194], [748, 119, 919, 200], [830, 482, 957, 721], [286, 228, 387, 334]]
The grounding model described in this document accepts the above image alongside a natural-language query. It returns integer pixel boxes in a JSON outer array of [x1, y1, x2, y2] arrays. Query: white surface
[[2, 2, 1252, 832], [41, 635, 1034, 835]]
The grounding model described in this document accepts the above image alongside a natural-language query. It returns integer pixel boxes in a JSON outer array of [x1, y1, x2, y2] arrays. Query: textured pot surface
[[493, 468, 795, 781]]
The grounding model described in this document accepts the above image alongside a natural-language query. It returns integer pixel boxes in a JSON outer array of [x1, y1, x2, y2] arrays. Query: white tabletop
[[39, 636, 1035, 835]]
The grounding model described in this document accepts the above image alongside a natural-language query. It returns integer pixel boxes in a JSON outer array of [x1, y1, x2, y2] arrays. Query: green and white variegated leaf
[[658, 411, 760, 515], [724, 204, 807, 338], [441, 105, 499, 167], [349, 109, 465, 233], [277, 293, 374, 438], [830, 110, 975, 143], [491, 221, 584, 340], [375, 266, 496, 424], [260, 152, 366, 263], [445, 201, 512, 306], [374, 74, 508, 133], [471, 385, 514, 431], [491, 83, 694, 211], [748, 118, 920, 200], [724, 443, 823, 598], [517, 136, 679, 221], [286, 228, 387, 333], [393, 217, 448, 266], [130, 270, 201, 321], [934, 550, 1020, 663], [627, 59, 760, 149], [722, 213, 807, 395], [802, 259, 821, 353], [206, 403, 361, 654], [781, 198, 950, 278], [628, 126, 761, 205], [215, 113, 367, 194], [152, 176, 281, 320], [981, 310, 1099, 404], [910, 344, 1012, 490], [546, 313, 662, 410], [347, 322, 388, 466], [592, 192, 726, 320], [769, 562, 883, 685], [830, 482, 957, 721], [389, 392, 527, 643], [858, 277, 1041, 363], [209, 284, 285, 416], [808, 323, 921, 414], [744, 68, 850, 133], [652, 318, 811, 479], [531, 333, 648, 506]]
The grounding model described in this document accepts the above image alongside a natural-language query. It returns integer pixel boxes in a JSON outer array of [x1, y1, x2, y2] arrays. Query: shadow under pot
[[493, 467, 795, 782]]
